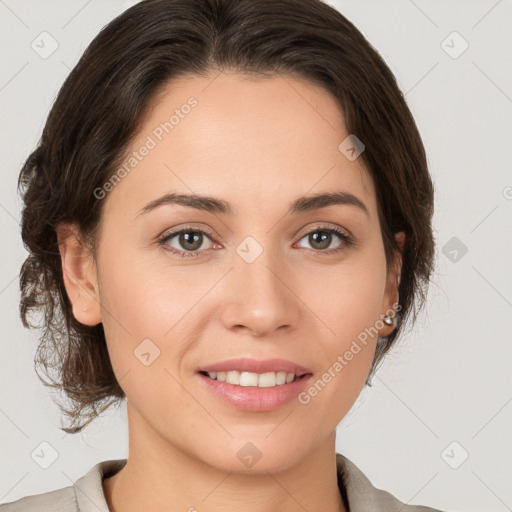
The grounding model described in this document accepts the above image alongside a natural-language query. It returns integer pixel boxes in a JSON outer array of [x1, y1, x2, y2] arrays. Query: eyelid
[[157, 222, 354, 257], [295, 222, 351, 239], [157, 223, 217, 241]]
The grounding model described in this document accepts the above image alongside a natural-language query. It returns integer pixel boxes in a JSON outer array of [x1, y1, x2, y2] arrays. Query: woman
[[2, 0, 443, 510]]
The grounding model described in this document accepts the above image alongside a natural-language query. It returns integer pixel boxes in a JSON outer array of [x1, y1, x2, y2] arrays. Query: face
[[59, 71, 402, 474]]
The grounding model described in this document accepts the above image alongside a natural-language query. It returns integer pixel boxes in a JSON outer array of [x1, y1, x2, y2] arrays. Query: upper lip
[[198, 358, 311, 376]]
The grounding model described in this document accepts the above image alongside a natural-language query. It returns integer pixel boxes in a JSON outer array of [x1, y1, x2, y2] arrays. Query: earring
[[383, 314, 393, 326]]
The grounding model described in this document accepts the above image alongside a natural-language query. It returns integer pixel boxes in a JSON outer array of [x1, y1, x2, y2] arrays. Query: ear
[[56, 223, 102, 326], [378, 231, 405, 337]]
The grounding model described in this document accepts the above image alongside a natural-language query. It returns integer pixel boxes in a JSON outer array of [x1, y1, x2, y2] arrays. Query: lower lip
[[197, 373, 313, 412]]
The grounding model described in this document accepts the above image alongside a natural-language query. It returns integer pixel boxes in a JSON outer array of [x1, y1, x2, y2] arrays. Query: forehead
[[102, 71, 376, 220]]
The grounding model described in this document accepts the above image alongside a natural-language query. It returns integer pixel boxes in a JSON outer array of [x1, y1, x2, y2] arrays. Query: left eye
[[295, 228, 349, 252]]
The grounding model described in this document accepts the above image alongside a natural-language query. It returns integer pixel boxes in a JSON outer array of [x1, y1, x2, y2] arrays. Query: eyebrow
[[135, 190, 370, 219]]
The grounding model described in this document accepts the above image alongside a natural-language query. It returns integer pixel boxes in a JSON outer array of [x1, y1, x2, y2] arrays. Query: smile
[[197, 371, 312, 412], [200, 370, 300, 387]]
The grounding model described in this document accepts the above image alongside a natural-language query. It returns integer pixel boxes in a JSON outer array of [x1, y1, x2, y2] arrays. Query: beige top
[[0, 453, 444, 511]]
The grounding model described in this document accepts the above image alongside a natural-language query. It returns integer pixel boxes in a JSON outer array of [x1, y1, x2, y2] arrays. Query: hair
[[18, 0, 435, 434]]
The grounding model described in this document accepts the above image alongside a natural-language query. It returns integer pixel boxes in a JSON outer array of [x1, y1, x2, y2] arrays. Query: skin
[[57, 71, 404, 512]]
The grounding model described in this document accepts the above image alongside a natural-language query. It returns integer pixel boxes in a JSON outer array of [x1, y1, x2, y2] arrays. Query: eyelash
[[156, 224, 354, 259]]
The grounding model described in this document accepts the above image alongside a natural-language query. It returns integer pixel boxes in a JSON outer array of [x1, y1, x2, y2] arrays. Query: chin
[[197, 437, 309, 475]]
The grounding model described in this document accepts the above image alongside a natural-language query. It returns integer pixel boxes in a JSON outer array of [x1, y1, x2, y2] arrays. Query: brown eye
[[158, 229, 215, 258], [307, 231, 335, 250], [296, 227, 352, 254], [176, 231, 204, 251]]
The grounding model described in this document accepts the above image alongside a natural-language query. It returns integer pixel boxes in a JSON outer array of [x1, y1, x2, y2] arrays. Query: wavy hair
[[18, 0, 435, 433]]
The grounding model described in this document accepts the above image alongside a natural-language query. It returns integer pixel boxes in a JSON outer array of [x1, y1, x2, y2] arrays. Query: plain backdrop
[[1, 1, 511, 511]]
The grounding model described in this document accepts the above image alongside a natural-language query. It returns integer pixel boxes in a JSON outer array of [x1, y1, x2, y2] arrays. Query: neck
[[103, 402, 347, 512]]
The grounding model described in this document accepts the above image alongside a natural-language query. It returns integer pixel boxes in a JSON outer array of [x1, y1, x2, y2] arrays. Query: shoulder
[[336, 453, 445, 512], [0, 459, 127, 512], [0, 486, 75, 512]]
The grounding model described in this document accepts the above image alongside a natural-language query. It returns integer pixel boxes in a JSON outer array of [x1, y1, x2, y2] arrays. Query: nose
[[219, 245, 301, 337]]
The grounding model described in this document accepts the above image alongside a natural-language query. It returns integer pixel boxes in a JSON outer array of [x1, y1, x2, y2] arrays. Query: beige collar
[[71, 454, 442, 512]]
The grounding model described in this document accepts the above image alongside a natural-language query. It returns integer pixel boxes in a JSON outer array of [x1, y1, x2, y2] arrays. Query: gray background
[[1, 1, 511, 510]]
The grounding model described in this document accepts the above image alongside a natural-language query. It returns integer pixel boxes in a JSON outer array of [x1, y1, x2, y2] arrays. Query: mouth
[[195, 357, 313, 411], [196, 369, 313, 412], [198, 370, 310, 388]]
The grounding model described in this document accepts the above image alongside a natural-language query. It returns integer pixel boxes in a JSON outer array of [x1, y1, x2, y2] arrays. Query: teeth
[[205, 370, 298, 387], [226, 371, 241, 385], [239, 371, 258, 386]]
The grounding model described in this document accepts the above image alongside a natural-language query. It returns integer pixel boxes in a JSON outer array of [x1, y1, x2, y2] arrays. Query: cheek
[[296, 276, 382, 424], [96, 256, 196, 417], [96, 244, 214, 379], [95, 245, 176, 370], [301, 257, 387, 346], [98, 233, 183, 325], [297, 253, 386, 398]]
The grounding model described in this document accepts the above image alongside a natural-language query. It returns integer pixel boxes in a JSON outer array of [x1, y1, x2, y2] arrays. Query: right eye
[[157, 228, 219, 258]]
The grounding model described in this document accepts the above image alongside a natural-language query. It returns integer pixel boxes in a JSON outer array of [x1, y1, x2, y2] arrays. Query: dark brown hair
[[18, 0, 435, 433]]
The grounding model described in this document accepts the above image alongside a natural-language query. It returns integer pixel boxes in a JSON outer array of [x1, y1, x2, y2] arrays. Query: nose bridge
[[236, 233, 287, 301], [240, 242, 282, 293], [221, 233, 299, 335]]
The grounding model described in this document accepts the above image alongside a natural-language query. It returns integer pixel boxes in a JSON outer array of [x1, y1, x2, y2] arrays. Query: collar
[[72, 454, 439, 512]]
